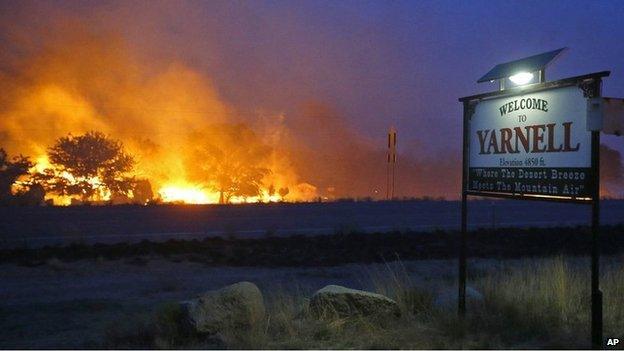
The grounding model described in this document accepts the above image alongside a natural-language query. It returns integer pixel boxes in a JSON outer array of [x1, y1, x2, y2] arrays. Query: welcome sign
[[459, 66, 608, 348], [468, 85, 592, 199]]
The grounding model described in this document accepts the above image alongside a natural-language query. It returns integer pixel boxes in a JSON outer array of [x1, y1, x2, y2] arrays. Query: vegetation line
[[2, 225, 623, 267]]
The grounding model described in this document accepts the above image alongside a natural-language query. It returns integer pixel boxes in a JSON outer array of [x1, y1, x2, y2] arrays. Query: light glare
[[509, 72, 534, 85]]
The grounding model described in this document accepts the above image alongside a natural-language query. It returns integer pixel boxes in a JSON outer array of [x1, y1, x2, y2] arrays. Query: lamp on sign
[[477, 48, 567, 90], [509, 72, 534, 85]]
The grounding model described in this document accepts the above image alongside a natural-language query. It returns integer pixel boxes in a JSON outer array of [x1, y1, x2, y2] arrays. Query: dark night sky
[[90, 0, 624, 154]]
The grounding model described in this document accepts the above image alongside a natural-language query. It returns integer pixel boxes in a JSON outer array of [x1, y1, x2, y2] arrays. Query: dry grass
[[104, 255, 624, 349]]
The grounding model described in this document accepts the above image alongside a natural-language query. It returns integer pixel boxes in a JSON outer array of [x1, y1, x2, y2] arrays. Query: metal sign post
[[458, 69, 610, 348], [591, 130, 602, 350], [590, 82, 602, 348], [458, 100, 470, 318]]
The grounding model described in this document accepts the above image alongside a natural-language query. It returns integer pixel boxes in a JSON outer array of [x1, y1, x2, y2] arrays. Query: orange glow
[[0, 33, 318, 205], [159, 184, 216, 204]]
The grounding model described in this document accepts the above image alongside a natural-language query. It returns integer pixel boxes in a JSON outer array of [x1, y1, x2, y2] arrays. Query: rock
[[309, 285, 400, 319], [180, 281, 265, 334], [433, 285, 484, 309]]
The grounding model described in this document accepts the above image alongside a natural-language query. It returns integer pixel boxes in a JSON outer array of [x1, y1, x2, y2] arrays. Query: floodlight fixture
[[478, 47, 567, 90]]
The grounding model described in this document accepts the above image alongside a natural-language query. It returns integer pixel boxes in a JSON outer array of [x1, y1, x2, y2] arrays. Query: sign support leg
[[590, 130, 602, 349], [459, 192, 467, 318], [591, 202, 602, 349], [458, 100, 470, 319]]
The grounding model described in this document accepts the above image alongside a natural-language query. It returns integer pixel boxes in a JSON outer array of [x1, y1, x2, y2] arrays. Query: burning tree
[[190, 124, 271, 204], [278, 186, 289, 200], [38, 131, 135, 202], [132, 179, 154, 204], [0, 148, 34, 203]]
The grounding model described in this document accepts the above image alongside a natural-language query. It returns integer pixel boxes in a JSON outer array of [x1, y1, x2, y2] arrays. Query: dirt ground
[[2, 254, 619, 349], [0, 256, 494, 348]]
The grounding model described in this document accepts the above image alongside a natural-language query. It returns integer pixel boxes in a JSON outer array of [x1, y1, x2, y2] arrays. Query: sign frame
[[457, 70, 610, 349]]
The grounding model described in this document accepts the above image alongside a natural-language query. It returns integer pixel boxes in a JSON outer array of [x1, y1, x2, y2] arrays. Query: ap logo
[[607, 338, 620, 347]]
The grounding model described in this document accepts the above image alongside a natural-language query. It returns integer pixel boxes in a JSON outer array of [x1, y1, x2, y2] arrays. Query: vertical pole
[[591, 132, 602, 349], [386, 130, 390, 201], [590, 78, 602, 349], [459, 191, 467, 317], [459, 101, 470, 318], [591, 130, 602, 349], [386, 159, 390, 200], [390, 129, 397, 199], [392, 159, 396, 199]]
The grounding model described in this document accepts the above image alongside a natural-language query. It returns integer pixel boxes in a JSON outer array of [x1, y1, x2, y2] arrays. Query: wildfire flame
[[0, 28, 317, 205], [158, 184, 215, 204]]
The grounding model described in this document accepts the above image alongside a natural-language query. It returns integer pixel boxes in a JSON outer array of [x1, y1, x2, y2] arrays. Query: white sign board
[[468, 85, 592, 198]]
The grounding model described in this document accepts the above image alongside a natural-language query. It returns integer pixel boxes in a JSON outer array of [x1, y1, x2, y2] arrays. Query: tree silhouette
[[278, 187, 289, 200], [190, 124, 270, 204], [132, 179, 154, 204], [41, 131, 135, 202], [268, 184, 276, 197], [0, 148, 34, 203]]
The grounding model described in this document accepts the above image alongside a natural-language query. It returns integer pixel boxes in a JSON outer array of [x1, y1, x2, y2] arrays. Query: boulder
[[309, 285, 400, 319], [180, 281, 265, 334], [433, 285, 484, 309]]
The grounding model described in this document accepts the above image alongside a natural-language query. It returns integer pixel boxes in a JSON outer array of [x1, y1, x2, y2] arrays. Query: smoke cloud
[[0, 1, 462, 202], [600, 144, 624, 198]]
